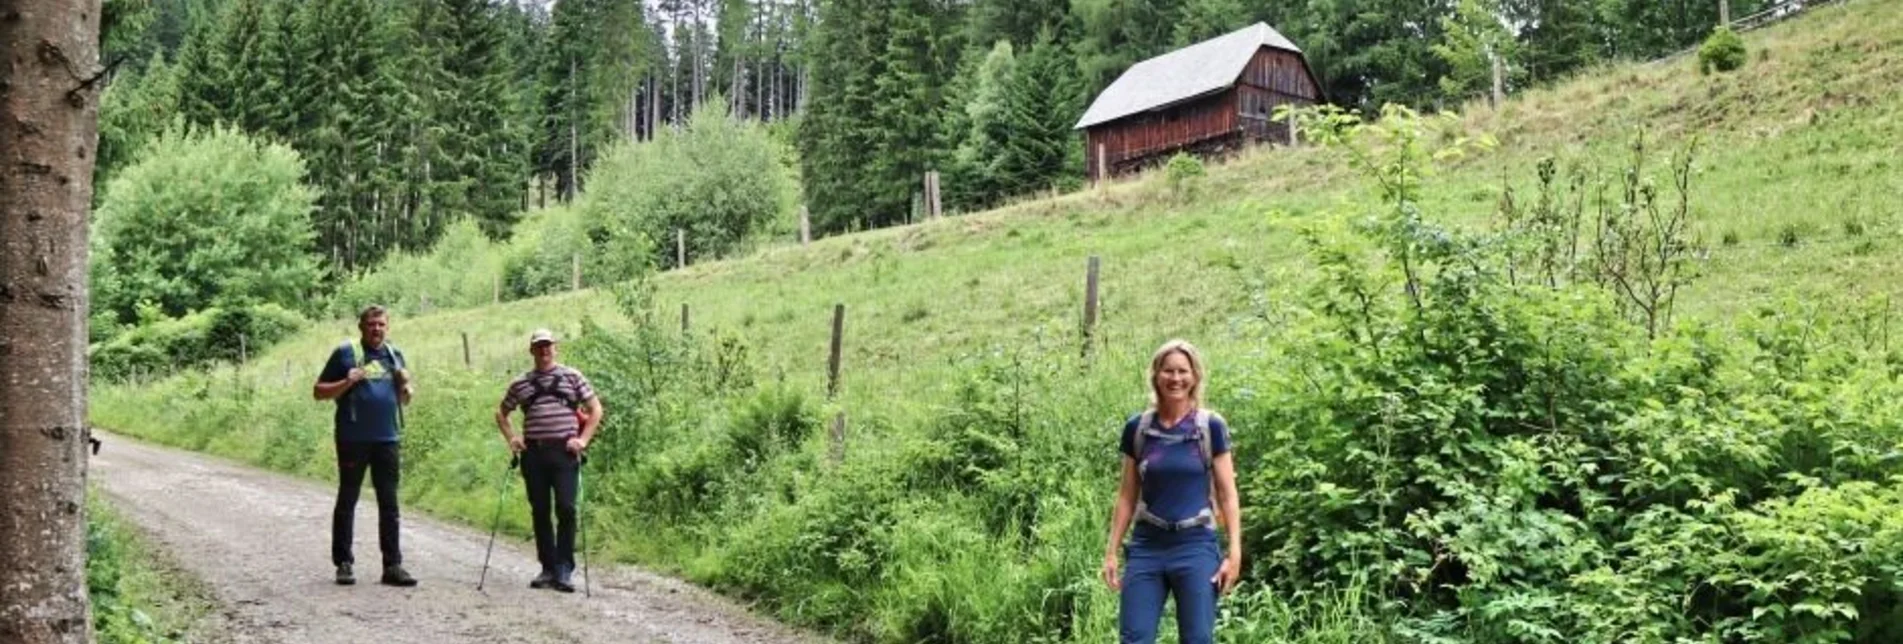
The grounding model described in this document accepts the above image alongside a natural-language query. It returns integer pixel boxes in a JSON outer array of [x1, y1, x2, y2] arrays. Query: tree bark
[[0, 1, 103, 643]]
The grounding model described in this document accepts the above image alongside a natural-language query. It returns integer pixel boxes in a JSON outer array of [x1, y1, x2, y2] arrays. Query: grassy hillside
[[93, 2, 1903, 641]]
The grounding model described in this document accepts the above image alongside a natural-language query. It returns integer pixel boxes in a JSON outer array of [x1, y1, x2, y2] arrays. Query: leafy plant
[[1700, 26, 1748, 75]]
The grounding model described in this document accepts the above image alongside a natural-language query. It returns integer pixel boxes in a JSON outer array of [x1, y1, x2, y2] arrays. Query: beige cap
[[528, 328, 558, 346]]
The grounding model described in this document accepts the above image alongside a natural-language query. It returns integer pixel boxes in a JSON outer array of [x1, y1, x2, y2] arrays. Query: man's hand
[[345, 367, 366, 383], [399, 384, 415, 405], [506, 435, 525, 454], [565, 436, 588, 455]]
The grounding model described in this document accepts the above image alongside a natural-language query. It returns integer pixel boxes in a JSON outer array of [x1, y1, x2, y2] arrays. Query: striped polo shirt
[[500, 366, 596, 440]]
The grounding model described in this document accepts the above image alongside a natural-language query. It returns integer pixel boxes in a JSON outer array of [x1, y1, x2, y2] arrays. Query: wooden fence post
[[828, 303, 847, 464], [493, 273, 501, 304], [1097, 143, 1108, 185], [924, 171, 942, 219], [1083, 256, 1101, 358], [462, 332, 472, 368], [827, 304, 845, 400], [1721, 0, 1731, 25], [239, 334, 248, 365], [829, 411, 847, 465], [1491, 53, 1505, 109], [571, 253, 581, 290], [681, 303, 691, 334], [800, 206, 812, 246], [677, 229, 686, 268]]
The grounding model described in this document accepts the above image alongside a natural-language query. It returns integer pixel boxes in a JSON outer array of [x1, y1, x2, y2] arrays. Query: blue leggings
[[1119, 536, 1221, 644]]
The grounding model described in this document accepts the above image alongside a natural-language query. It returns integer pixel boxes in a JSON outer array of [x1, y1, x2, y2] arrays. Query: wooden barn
[[1075, 22, 1324, 182]]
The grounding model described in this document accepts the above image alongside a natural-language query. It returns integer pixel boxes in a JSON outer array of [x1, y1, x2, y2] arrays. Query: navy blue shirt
[[1122, 409, 1230, 541], [320, 343, 403, 443]]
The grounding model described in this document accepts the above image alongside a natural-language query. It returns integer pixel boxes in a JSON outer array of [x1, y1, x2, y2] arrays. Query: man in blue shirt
[[313, 305, 416, 587]]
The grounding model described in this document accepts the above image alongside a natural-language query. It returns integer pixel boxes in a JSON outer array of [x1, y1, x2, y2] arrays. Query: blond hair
[[1147, 339, 1206, 409]]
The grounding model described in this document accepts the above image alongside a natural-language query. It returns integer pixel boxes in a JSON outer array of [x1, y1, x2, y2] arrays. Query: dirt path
[[90, 431, 828, 644]]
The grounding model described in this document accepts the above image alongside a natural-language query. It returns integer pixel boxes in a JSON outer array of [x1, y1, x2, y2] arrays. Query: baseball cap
[[529, 328, 558, 346]]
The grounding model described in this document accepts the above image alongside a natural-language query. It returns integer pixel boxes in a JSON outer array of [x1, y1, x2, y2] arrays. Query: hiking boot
[[549, 564, 575, 593], [529, 568, 555, 590], [380, 564, 418, 587], [335, 563, 355, 586]]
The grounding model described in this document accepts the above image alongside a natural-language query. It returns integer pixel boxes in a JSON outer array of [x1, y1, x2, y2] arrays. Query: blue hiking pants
[[1119, 533, 1221, 644]]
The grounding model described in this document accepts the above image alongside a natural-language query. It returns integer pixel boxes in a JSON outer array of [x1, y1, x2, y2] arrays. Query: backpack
[[520, 369, 588, 425], [1130, 408, 1223, 532], [340, 340, 406, 427]]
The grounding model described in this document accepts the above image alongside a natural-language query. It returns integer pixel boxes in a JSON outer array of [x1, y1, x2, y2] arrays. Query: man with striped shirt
[[495, 328, 604, 593]]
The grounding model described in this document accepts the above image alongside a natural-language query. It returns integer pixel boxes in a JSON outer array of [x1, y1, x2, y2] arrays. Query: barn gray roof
[[1073, 22, 1304, 130]]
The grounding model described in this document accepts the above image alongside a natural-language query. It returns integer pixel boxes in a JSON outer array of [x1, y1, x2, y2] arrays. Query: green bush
[[328, 219, 506, 317], [580, 98, 794, 271], [1700, 26, 1748, 74], [499, 203, 623, 299], [1165, 151, 1207, 199], [89, 303, 304, 381], [91, 123, 322, 325]]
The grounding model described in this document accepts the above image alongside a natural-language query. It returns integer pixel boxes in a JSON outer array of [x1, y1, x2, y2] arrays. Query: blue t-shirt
[[319, 343, 403, 443], [1121, 409, 1230, 541]]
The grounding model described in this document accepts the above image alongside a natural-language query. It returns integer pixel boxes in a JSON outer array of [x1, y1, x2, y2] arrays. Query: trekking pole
[[477, 454, 519, 591], [578, 453, 590, 598]]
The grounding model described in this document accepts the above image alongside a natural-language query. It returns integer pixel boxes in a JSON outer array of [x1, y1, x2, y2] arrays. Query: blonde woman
[[1100, 340, 1242, 644]]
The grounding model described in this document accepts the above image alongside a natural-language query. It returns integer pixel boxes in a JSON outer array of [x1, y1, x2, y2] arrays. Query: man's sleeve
[[317, 345, 346, 384], [499, 380, 522, 413], [572, 370, 598, 403]]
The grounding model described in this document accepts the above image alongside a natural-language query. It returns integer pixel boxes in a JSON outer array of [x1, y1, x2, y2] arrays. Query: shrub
[[92, 123, 322, 325], [1164, 152, 1207, 199], [499, 203, 608, 299], [581, 98, 793, 272], [1700, 26, 1747, 75], [89, 303, 305, 381], [327, 219, 506, 317], [1780, 222, 1804, 247]]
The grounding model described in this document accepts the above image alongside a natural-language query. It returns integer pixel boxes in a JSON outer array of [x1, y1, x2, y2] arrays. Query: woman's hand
[[1101, 553, 1122, 591], [1211, 554, 1241, 595]]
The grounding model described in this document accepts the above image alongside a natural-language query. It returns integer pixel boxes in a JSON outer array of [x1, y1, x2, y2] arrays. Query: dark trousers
[[332, 440, 402, 567], [1119, 535, 1221, 644], [521, 440, 580, 571]]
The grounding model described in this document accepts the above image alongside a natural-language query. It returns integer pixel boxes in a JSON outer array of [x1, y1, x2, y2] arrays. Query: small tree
[[580, 97, 792, 273], [1698, 26, 1747, 74], [1164, 152, 1206, 200], [92, 124, 322, 325]]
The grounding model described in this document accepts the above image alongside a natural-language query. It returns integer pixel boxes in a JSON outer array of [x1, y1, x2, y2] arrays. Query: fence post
[[924, 171, 941, 220], [827, 304, 844, 400], [828, 303, 847, 465], [571, 253, 581, 290], [239, 334, 248, 365], [1491, 53, 1505, 109], [1721, 0, 1731, 25], [829, 411, 847, 465], [677, 229, 686, 269], [462, 332, 472, 368], [493, 273, 501, 304], [681, 303, 691, 334], [800, 206, 811, 246], [1083, 256, 1101, 359], [1097, 143, 1108, 185]]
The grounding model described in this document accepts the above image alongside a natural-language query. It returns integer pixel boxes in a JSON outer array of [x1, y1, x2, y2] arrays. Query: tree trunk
[[0, 1, 102, 643]]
